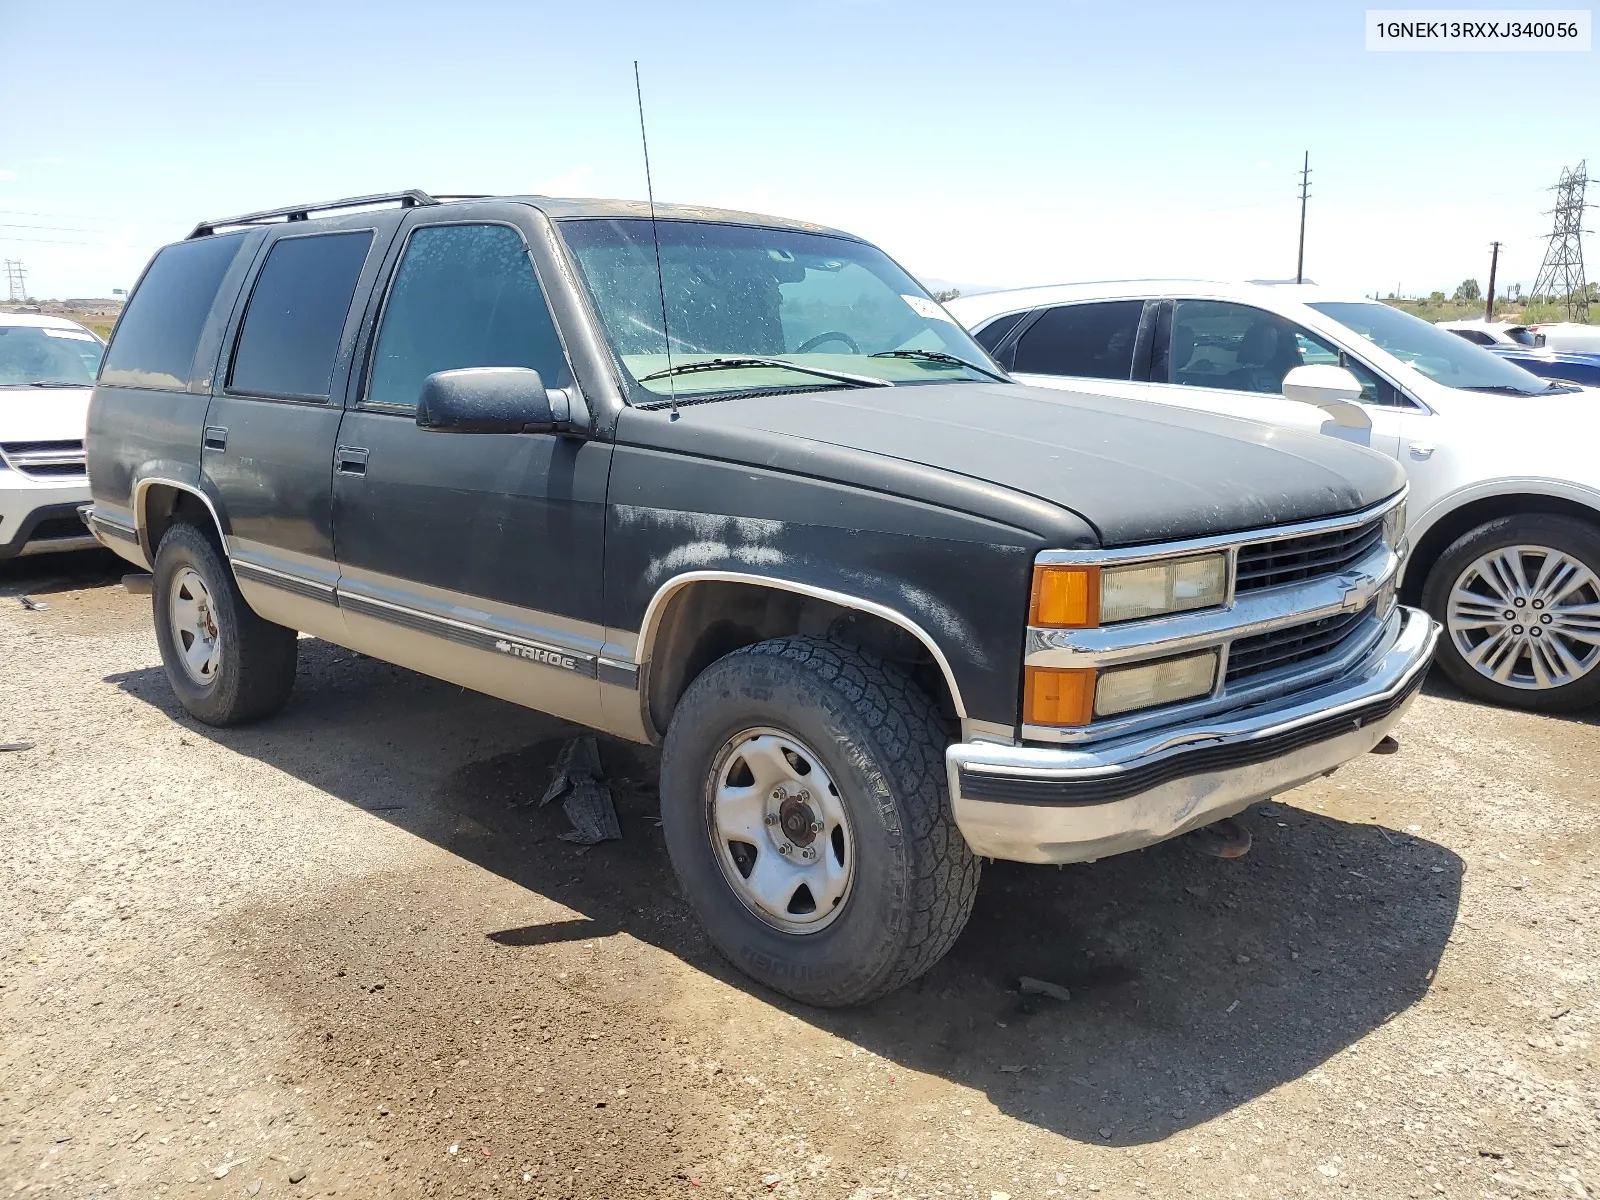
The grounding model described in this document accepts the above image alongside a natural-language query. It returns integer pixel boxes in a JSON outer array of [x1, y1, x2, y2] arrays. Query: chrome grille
[[1226, 604, 1373, 684], [0, 440, 87, 480], [1235, 517, 1383, 593]]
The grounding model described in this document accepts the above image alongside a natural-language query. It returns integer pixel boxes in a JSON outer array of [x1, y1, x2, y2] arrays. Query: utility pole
[[1484, 241, 1501, 322], [1295, 152, 1312, 285], [1531, 161, 1591, 320], [3, 259, 26, 303]]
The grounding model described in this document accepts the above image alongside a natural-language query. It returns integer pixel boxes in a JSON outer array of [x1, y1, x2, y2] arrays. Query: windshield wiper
[[868, 349, 1010, 382], [1457, 384, 1556, 396], [24, 380, 86, 388], [638, 357, 891, 389]]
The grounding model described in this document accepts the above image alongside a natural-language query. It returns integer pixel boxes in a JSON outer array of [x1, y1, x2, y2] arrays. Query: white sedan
[[0, 313, 102, 561], [948, 281, 1600, 712]]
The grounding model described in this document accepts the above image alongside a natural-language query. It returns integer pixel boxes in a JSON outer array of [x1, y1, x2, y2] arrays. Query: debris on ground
[[0, 742, 33, 753], [122, 573, 154, 595], [1187, 816, 1252, 859], [538, 735, 621, 845], [1018, 976, 1072, 1002], [287, 1166, 308, 1183], [17, 595, 47, 611]]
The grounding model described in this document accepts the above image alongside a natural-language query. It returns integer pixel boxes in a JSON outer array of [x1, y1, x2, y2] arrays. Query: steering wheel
[[795, 331, 861, 354]]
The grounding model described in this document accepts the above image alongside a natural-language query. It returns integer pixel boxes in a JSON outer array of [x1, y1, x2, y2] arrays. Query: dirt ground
[[1, 551, 1595, 1200]]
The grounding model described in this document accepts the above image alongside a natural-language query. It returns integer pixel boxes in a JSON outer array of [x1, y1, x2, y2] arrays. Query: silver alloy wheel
[[1446, 543, 1600, 690], [169, 566, 222, 686], [705, 728, 855, 935]]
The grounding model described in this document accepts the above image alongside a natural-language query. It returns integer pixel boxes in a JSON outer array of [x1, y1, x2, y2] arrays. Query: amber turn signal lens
[[1024, 666, 1097, 727], [1030, 566, 1100, 628]]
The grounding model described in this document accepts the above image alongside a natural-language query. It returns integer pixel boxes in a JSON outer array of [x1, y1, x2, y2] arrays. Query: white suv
[[948, 281, 1600, 712], [0, 313, 103, 562]]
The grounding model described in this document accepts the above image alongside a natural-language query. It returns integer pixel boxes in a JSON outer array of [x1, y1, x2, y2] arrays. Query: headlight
[[1382, 501, 1408, 558], [1030, 553, 1228, 628]]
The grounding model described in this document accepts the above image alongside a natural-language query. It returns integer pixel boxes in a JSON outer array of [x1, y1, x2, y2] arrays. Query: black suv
[[85, 191, 1436, 1006]]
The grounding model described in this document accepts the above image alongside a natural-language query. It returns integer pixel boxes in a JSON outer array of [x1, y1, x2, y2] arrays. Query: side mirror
[[1281, 364, 1370, 430], [416, 367, 553, 434]]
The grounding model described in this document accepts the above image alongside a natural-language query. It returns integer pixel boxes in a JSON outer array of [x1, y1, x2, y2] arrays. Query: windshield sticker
[[901, 295, 957, 325], [42, 328, 98, 341]]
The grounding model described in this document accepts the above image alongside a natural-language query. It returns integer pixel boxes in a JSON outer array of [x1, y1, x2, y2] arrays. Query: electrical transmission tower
[[1530, 161, 1592, 320], [3, 259, 26, 303]]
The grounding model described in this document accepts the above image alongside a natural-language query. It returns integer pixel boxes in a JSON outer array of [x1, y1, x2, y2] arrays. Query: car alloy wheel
[[168, 565, 223, 685], [704, 727, 856, 935], [1445, 543, 1600, 690]]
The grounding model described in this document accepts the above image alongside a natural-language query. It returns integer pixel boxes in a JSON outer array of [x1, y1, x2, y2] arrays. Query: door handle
[[203, 426, 228, 451], [335, 446, 369, 476], [1407, 442, 1435, 460]]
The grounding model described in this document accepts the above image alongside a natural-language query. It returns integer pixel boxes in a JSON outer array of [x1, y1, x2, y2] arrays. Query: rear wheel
[[152, 522, 298, 726], [1421, 513, 1600, 711], [658, 636, 978, 1007]]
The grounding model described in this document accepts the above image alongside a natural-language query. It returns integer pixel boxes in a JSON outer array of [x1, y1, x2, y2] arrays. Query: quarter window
[[971, 311, 1029, 363], [1010, 301, 1144, 380], [100, 234, 247, 390], [366, 223, 571, 410], [229, 231, 374, 399]]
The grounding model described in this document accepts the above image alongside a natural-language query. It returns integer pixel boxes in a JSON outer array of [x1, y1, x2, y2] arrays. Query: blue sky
[[1, 0, 1593, 300]]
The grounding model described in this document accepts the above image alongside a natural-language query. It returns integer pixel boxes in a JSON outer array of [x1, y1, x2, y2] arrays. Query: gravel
[[1, 553, 1595, 1198]]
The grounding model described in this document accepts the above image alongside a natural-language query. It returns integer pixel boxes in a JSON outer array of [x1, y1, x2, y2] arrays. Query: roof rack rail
[[188, 190, 441, 239]]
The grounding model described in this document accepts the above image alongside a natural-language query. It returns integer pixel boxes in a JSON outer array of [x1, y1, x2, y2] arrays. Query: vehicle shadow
[[107, 638, 1461, 1147], [1421, 671, 1600, 726], [0, 547, 122, 597]]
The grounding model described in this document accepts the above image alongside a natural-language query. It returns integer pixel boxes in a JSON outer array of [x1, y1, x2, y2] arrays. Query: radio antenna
[[633, 61, 676, 415]]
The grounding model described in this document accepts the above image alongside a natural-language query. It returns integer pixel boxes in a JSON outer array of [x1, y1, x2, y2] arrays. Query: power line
[[1530, 161, 1591, 320], [0, 235, 102, 246], [0, 221, 97, 232], [0, 208, 114, 221]]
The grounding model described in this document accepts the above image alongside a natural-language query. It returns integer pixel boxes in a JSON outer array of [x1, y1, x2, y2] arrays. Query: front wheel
[[658, 636, 978, 1007], [1421, 513, 1600, 712]]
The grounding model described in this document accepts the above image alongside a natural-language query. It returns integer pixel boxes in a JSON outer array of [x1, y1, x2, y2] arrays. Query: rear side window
[[1011, 301, 1144, 380], [229, 231, 374, 399], [100, 234, 246, 390], [366, 223, 572, 410]]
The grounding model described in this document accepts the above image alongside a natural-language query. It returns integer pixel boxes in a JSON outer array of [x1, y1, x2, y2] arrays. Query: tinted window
[[229, 231, 373, 399], [1011, 301, 1143, 380], [972, 311, 1028, 354], [1168, 300, 1401, 405], [367, 223, 572, 409], [100, 234, 246, 390], [1448, 328, 1495, 345]]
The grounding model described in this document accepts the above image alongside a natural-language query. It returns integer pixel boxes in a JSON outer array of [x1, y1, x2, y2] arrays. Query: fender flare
[[633, 570, 970, 735]]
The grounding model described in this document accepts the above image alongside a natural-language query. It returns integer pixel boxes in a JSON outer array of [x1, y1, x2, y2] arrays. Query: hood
[[648, 381, 1405, 546], [0, 386, 92, 443]]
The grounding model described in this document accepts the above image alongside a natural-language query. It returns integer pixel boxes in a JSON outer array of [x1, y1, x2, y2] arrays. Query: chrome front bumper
[[947, 606, 1438, 864]]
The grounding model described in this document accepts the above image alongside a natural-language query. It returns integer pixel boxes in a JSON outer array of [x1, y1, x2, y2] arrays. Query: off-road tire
[[1421, 512, 1600, 712], [152, 522, 298, 726], [659, 635, 979, 1007]]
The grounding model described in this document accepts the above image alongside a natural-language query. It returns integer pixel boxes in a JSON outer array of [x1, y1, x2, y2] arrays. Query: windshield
[[1309, 301, 1560, 395], [0, 324, 104, 387], [559, 218, 1002, 400]]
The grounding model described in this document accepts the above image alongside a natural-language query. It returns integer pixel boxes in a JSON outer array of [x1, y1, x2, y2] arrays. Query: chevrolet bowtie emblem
[[1337, 572, 1377, 612]]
